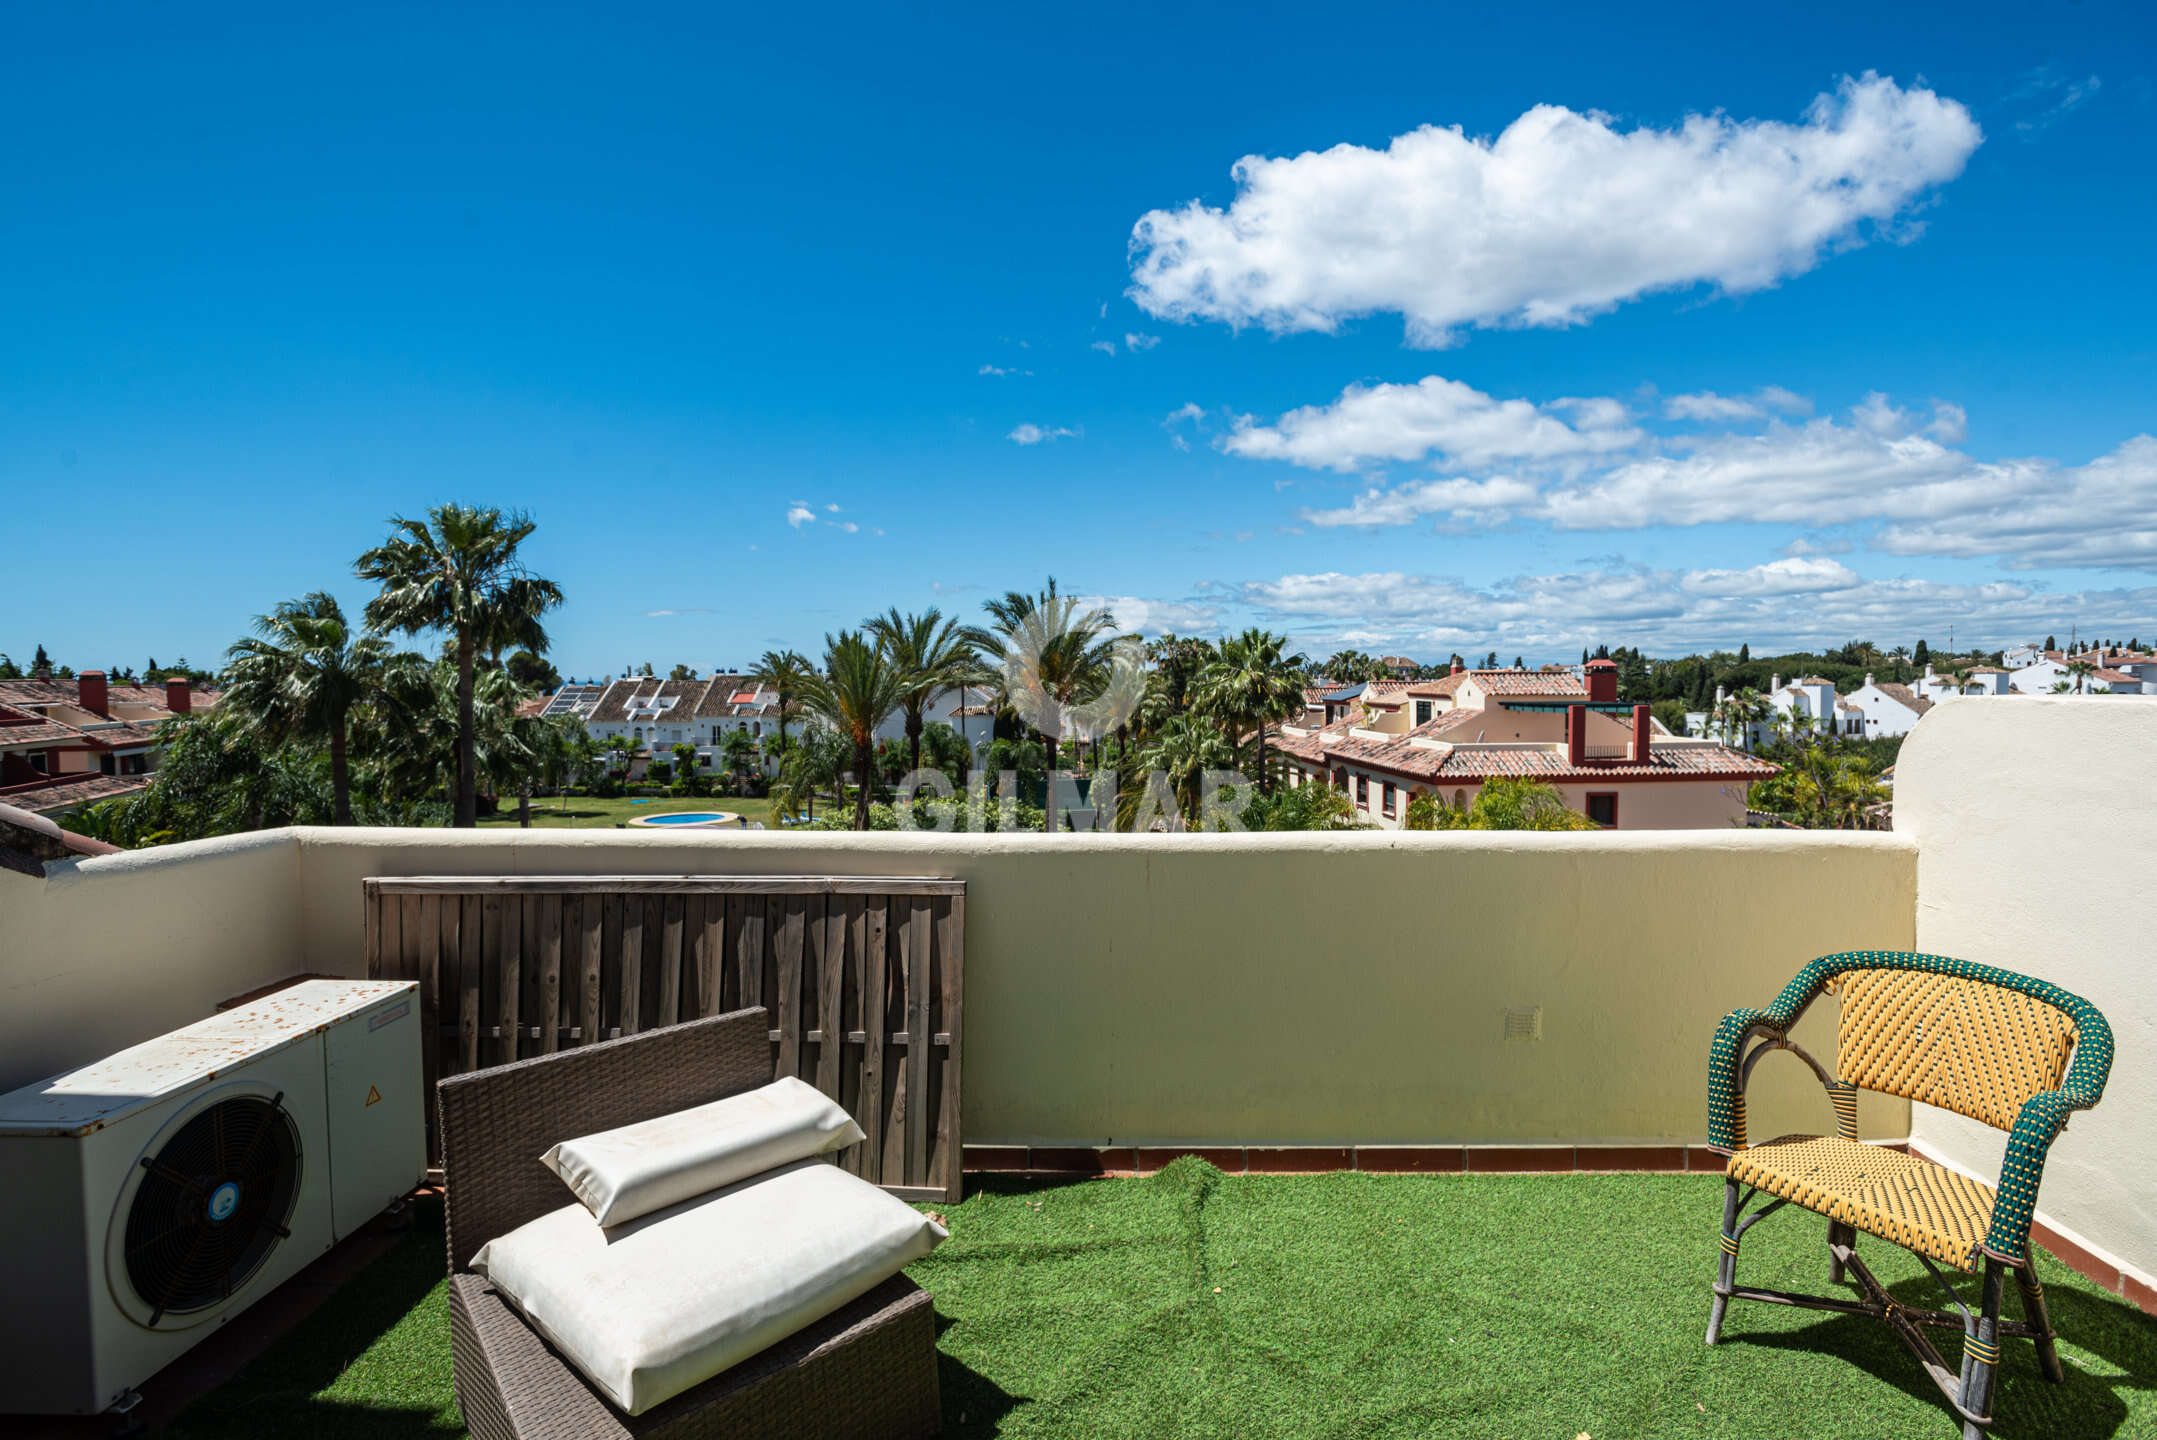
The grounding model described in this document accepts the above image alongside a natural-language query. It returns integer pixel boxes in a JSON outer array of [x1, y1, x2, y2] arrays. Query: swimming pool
[[627, 811, 743, 829]]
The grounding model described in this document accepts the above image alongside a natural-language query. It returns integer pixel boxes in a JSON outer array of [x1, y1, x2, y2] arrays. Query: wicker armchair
[[438, 1006, 943, 1440], [1703, 950, 2112, 1439]]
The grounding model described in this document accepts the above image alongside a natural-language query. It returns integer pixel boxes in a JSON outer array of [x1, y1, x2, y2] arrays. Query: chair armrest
[[1706, 1008, 1779, 1153], [1982, 994, 2113, 1264], [1706, 957, 1860, 1154], [1983, 1085, 2100, 1264]]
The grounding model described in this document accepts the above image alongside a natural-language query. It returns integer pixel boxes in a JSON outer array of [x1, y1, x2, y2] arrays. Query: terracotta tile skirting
[[959, 1143, 2156, 1318], [2029, 1218, 2157, 1317]]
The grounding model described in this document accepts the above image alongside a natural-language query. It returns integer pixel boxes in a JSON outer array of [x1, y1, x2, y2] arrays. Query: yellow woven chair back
[[1836, 967, 2077, 1131]]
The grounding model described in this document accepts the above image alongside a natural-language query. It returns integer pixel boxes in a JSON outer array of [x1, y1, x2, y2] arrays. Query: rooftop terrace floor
[[169, 1163, 2156, 1440]]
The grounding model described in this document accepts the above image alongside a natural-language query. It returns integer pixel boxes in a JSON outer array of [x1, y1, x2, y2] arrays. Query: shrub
[[645, 760, 672, 784]]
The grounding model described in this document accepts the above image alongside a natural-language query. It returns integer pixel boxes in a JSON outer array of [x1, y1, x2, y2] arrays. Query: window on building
[[1414, 700, 1430, 725], [1381, 782, 1396, 817], [1585, 792, 1618, 828], [1333, 767, 1348, 791], [1355, 775, 1369, 807], [28, 751, 48, 774], [753, 722, 761, 737]]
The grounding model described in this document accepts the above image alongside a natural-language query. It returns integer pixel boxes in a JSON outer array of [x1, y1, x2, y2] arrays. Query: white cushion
[[540, 1077, 865, 1227], [471, 1160, 946, 1415]]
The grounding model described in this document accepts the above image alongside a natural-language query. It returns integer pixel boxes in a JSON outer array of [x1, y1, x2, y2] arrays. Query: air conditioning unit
[[0, 979, 425, 1417]]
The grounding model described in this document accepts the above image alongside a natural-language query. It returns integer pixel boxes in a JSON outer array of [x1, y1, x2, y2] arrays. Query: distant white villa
[[1686, 646, 2154, 750], [537, 673, 995, 776]]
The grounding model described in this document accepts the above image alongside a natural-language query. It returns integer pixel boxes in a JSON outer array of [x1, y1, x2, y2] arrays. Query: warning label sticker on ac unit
[[365, 1085, 383, 1108]]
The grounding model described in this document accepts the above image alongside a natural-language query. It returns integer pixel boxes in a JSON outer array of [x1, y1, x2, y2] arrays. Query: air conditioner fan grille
[[123, 1094, 299, 1324]]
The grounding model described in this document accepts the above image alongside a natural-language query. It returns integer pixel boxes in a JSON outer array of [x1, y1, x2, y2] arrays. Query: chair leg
[[2015, 1259, 2065, 1383], [1707, 1177, 1741, 1345], [1959, 1260, 2006, 1439], [1828, 1218, 1853, 1283]]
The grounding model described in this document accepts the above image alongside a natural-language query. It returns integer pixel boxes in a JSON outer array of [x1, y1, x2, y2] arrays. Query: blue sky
[[4, 2, 2154, 675]]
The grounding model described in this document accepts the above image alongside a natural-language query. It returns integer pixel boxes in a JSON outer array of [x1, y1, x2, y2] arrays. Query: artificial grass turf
[[172, 1160, 2157, 1439]]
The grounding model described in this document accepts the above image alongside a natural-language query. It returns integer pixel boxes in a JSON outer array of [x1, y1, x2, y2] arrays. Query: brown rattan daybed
[[438, 1006, 943, 1440]]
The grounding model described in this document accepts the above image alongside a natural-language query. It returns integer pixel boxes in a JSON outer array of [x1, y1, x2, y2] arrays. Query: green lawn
[[171, 1162, 2157, 1439], [475, 794, 781, 829]]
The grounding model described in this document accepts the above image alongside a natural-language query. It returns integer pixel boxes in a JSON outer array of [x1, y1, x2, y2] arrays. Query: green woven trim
[[1706, 1007, 1776, 1151], [1704, 950, 2113, 1259]]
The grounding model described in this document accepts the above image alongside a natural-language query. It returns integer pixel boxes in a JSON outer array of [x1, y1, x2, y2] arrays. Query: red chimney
[[1631, 703, 1652, 764], [1566, 703, 1587, 766], [1450, 660, 1464, 676], [77, 670, 108, 716], [1584, 657, 1618, 704], [165, 677, 192, 715]]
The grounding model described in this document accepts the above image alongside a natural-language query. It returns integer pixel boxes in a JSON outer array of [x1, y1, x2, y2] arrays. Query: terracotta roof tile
[[1872, 683, 1934, 715], [1463, 668, 1586, 697], [0, 772, 151, 815], [0, 705, 80, 746], [0, 678, 219, 715], [1427, 745, 1778, 782]]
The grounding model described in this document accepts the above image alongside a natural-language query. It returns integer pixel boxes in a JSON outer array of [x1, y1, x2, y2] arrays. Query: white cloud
[[1170, 435, 1191, 453], [1129, 74, 1980, 346], [1259, 377, 2157, 573], [1081, 595, 1222, 635], [1874, 436, 2157, 569], [1222, 374, 1639, 472], [979, 364, 1013, 376], [1124, 332, 1160, 351], [1234, 564, 2157, 656], [1008, 423, 1080, 445], [1664, 387, 1812, 422], [1164, 402, 1205, 426], [1783, 536, 1853, 557], [2005, 68, 2102, 137], [1301, 475, 1538, 528], [1090, 341, 1118, 355], [787, 500, 874, 534], [1681, 556, 1861, 596]]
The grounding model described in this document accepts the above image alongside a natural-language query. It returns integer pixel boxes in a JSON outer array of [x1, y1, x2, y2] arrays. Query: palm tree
[[802, 631, 909, 830], [718, 728, 758, 793], [2065, 657, 2099, 694], [561, 726, 601, 810], [1709, 688, 1770, 750], [1138, 712, 1231, 829], [605, 732, 642, 778], [1196, 629, 1308, 792], [865, 607, 976, 780], [770, 724, 849, 822], [220, 592, 391, 825], [970, 580, 1117, 787], [356, 505, 563, 827], [751, 650, 813, 748]]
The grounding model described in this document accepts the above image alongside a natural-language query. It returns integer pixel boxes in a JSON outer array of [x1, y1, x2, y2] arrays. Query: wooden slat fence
[[363, 875, 965, 1202]]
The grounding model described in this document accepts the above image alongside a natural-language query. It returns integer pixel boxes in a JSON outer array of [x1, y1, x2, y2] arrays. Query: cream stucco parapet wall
[[292, 825, 1916, 1149], [0, 828, 304, 1091], [1895, 696, 2157, 1290]]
